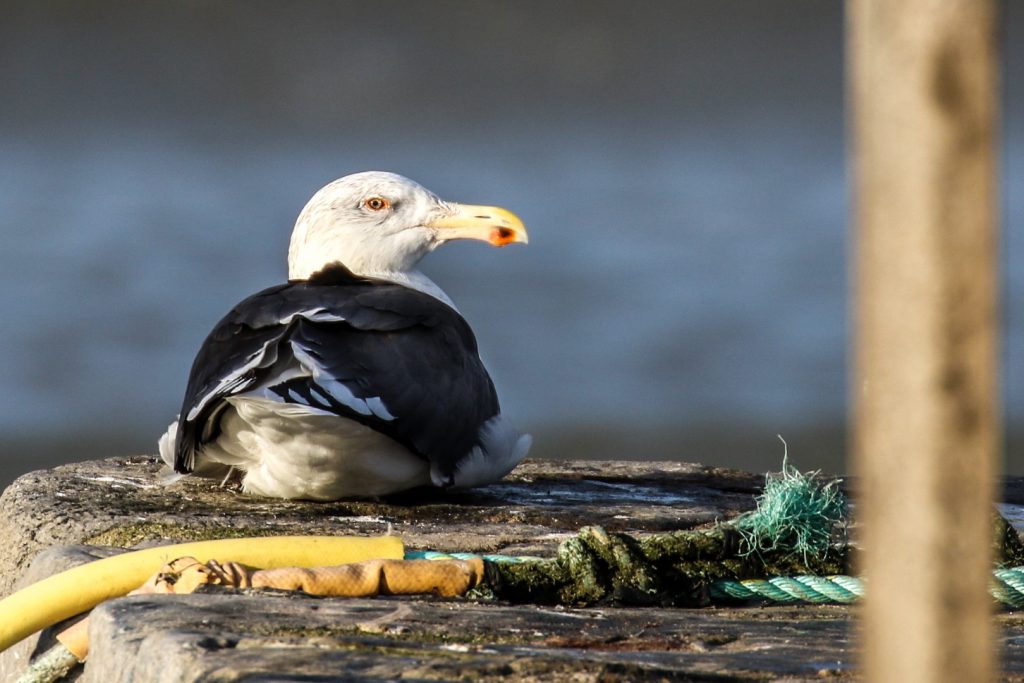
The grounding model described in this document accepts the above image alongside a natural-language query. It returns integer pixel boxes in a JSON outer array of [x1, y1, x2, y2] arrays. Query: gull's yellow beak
[[428, 203, 529, 247]]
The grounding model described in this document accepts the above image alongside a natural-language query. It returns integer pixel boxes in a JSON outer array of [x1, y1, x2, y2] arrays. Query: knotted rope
[[409, 450, 1024, 610]]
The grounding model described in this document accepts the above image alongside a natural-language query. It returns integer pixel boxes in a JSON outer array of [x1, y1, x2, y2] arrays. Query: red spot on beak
[[491, 227, 516, 246]]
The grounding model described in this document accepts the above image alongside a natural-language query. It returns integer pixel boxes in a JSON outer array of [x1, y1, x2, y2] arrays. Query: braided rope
[[709, 575, 863, 604], [410, 550, 1024, 610], [713, 569, 1024, 609], [991, 568, 1024, 609]]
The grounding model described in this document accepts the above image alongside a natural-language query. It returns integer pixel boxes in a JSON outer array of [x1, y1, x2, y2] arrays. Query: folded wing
[[174, 270, 500, 484]]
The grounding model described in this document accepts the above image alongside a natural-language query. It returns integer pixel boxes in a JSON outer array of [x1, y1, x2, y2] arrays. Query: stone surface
[[0, 456, 765, 597], [77, 593, 1024, 683], [85, 591, 856, 682], [4, 457, 1024, 681], [74, 589, 1024, 679]]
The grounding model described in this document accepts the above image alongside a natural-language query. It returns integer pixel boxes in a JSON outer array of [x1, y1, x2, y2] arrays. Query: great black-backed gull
[[158, 171, 531, 500]]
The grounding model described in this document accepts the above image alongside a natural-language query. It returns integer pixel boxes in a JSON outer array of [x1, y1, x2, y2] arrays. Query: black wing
[[173, 269, 500, 483]]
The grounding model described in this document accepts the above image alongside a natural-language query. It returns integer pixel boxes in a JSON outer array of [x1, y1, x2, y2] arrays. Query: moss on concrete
[[484, 524, 852, 607], [997, 513, 1024, 568], [86, 522, 281, 548]]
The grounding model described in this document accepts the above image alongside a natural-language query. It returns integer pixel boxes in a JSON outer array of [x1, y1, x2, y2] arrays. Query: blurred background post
[[850, 0, 999, 680]]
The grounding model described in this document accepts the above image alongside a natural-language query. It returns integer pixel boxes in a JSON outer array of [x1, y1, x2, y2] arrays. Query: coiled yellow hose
[[0, 534, 403, 653]]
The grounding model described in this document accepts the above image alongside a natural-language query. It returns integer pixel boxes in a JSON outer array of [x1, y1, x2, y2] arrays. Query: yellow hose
[[0, 534, 403, 653]]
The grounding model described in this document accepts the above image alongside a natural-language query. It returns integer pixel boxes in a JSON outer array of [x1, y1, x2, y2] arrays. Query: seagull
[[158, 171, 531, 500]]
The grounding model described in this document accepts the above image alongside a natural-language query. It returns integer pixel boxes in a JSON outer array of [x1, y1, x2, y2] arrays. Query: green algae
[[484, 525, 816, 608], [996, 513, 1024, 568]]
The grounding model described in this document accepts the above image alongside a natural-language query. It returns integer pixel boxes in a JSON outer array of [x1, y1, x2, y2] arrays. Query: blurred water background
[[1, 1, 1022, 487]]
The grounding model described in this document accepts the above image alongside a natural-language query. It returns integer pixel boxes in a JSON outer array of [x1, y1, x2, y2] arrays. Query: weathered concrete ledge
[[85, 592, 855, 682], [2, 457, 1024, 681], [0, 456, 765, 597]]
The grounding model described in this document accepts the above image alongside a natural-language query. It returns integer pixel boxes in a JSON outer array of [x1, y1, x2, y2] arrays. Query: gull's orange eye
[[363, 197, 390, 212]]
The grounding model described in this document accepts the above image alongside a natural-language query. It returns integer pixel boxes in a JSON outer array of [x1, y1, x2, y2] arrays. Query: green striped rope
[[714, 569, 1024, 609], [408, 550, 1024, 609], [992, 568, 1024, 609], [710, 575, 863, 604], [710, 574, 864, 604]]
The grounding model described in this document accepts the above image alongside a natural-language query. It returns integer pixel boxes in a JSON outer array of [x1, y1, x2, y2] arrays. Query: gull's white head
[[288, 171, 528, 283]]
